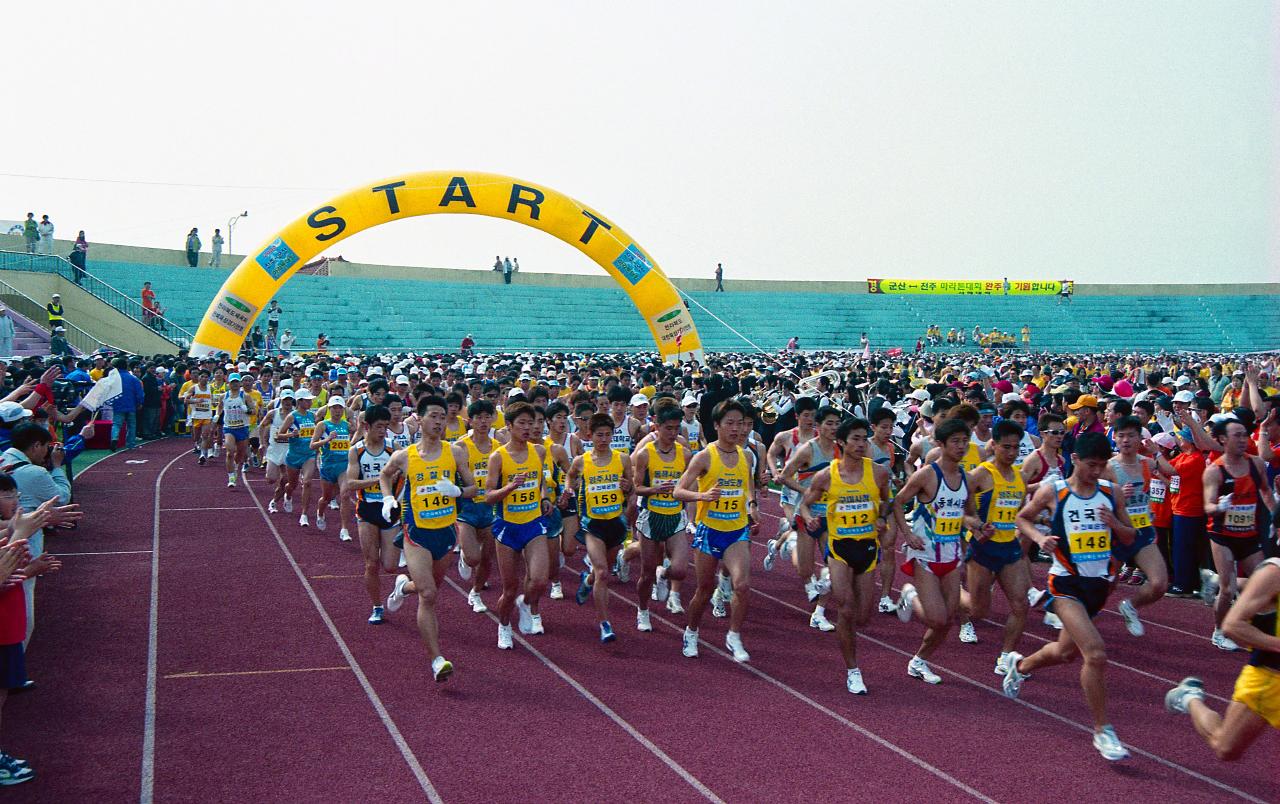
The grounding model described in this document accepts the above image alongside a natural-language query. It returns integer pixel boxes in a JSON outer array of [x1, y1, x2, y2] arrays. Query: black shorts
[[0, 642, 26, 690], [1210, 532, 1263, 563], [826, 537, 878, 575], [1047, 574, 1110, 619], [357, 499, 399, 530], [583, 517, 628, 550]]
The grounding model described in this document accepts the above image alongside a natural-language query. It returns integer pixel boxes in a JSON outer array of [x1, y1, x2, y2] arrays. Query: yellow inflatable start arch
[[189, 171, 703, 363]]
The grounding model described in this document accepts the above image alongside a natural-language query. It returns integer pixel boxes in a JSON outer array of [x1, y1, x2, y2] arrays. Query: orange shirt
[[1169, 451, 1208, 518]]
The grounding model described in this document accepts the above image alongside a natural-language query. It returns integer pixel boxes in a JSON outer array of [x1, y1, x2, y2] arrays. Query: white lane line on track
[[579, 570, 998, 803], [443, 578, 726, 804], [140, 450, 188, 804], [160, 506, 258, 511], [62, 550, 154, 556], [242, 475, 444, 803], [747, 584, 1266, 804]]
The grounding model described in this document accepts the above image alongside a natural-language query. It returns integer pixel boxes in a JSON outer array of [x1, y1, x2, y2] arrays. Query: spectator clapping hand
[[24, 553, 61, 577], [39, 364, 62, 387]]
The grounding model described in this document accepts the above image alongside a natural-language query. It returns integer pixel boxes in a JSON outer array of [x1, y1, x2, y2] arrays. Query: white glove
[[1217, 493, 1233, 511], [433, 480, 462, 498], [381, 497, 399, 522]]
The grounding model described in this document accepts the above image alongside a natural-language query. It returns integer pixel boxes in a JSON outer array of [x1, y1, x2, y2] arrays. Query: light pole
[[227, 210, 248, 257]]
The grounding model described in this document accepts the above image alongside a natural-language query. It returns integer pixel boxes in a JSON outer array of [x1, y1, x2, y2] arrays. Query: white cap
[[519, 372, 532, 381], [1209, 412, 1239, 425], [295, 389, 315, 400], [507, 387, 524, 399], [1151, 432, 1177, 450], [630, 393, 650, 407], [1001, 392, 1022, 404], [367, 366, 384, 377], [1173, 390, 1195, 403], [1173, 376, 1191, 386], [681, 393, 698, 407], [1020, 369, 1034, 377], [395, 375, 410, 385], [279, 389, 296, 400], [908, 388, 930, 402], [328, 395, 346, 407]]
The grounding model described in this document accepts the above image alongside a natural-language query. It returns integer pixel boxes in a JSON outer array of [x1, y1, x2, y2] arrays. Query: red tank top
[[1208, 458, 1262, 539]]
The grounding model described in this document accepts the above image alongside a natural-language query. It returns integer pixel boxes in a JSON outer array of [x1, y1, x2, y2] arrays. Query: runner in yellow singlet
[[673, 399, 760, 663], [799, 417, 892, 695], [632, 403, 691, 632]]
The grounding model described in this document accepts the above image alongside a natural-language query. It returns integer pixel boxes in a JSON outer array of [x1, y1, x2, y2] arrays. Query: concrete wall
[[0, 269, 179, 355], [4, 235, 1276, 297]]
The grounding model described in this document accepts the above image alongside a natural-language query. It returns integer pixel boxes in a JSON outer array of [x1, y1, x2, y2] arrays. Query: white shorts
[[903, 518, 964, 567], [265, 443, 289, 466]]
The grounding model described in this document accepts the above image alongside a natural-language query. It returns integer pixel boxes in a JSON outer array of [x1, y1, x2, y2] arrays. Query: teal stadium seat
[[84, 261, 1273, 354]]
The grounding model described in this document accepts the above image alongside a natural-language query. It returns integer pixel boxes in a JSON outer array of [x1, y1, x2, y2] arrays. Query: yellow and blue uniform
[[824, 457, 881, 574], [692, 445, 751, 560], [966, 461, 1027, 573], [445, 415, 467, 442], [457, 435, 495, 529], [579, 448, 627, 548], [1233, 558, 1280, 729], [492, 444, 546, 551], [541, 435, 566, 538], [395, 443, 459, 560], [638, 442, 687, 542]]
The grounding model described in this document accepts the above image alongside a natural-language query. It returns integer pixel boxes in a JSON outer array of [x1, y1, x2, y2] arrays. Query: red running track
[[6, 437, 1278, 802]]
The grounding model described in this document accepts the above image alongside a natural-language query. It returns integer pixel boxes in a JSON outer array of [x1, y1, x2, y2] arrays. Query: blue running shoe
[[600, 621, 616, 643], [575, 570, 592, 605]]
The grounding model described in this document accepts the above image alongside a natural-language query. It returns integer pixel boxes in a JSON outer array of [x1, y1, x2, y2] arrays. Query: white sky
[[5, 1, 1276, 283]]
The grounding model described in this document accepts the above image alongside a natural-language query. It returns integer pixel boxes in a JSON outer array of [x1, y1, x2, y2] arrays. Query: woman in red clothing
[[1168, 412, 1221, 598]]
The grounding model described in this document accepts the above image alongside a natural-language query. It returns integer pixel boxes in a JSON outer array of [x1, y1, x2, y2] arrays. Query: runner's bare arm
[[378, 448, 408, 500], [451, 443, 477, 500], [673, 450, 713, 502], [798, 467, 830, 530], [1223, 562, 1280, 651], [1017, 483, 1057, 549], [779, 442, 813, 493]]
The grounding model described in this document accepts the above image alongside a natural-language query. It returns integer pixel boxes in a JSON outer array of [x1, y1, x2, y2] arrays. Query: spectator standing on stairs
[[0, 308, 14, 358], [503, 257, 513, 284], [141, 282, 156, 328], [185, 228, 201, 268], [714, 263, 724, 292], [69, 232, 88, 285], [21, 214, 37, 254], [45, 295, 63, 333], [266, 300, 282, 343]]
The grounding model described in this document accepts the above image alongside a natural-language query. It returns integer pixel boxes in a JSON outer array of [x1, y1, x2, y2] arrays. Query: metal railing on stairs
[[0, 277, 124, 355], [0, 250, 194, 347]]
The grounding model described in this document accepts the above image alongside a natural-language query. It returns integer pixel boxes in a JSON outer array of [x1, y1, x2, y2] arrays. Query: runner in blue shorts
[[281, 389, 318, 526], [217, 373, 258, 489], [311, 396, 352, 539]]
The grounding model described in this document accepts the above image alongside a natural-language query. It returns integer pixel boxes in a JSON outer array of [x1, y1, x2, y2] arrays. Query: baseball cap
[[1173, 376, 1192, 387], [295, 389, 315, 401], [681, 393, 698, 407], [396, 375, 410, 385], [1067, 394, 1099, 410], [1151, 432, 1177, 450], [0, 402, 33, 424], [227, 373, 242, 382], [908, 388, 930, 402], [1209, 412, 1239, 425], [328, 396, 346, 408], [519, 373, 532, 381], [630, 393, 650, 406], [977, 402, 998, 415], [1173, 390, 1195, 403], [1001, 392, 1022, 404], [507, 388, 524, 399], [279, 389, 296, 400]]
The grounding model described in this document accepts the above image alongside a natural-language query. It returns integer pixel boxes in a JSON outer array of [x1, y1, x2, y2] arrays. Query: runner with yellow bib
[[566, 412, 635, 643], [799, 417, 892, 695], [631, 403, 691, 634], [957, 420, 1031, 675], [674, 399, 760, 664], [484, 401, 550, 651], [377, 395, 475, 683], [311, 397, 352, 541]]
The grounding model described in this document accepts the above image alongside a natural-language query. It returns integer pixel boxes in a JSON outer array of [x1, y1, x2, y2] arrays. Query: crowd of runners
[[176, 347, 1280, 764]]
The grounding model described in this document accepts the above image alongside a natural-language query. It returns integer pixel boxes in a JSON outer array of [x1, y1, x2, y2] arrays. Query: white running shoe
[[717, 571, 733, 601], [654, 566, 670, 602], [1001, 652, 1027, 698], [804, 576, 823, 603], [614, 552, 631, 583], [897, 584, 917, 623], [299, 514, 310, 527], [1043, 611, 1063, 630], [666, 591, 684, 615], [1027, 587, 1046, 608], [726, 631, 750, 663], [368, 606, 384, 625], [958, 621, 978, 643], [457, 554, 473, 582], [1092, 725, 1130, 761], [497, 623, 513, 650], [1200, 570, 1220, 606], [994, 651, 1011, 676], [283, 498, 294, 513], [763, 540, 778, 571], [1211, 628, 1242, 652], [877, 595, 895, 615], [329, 498, 339, 510], [516, 594, 534, 634], [398, 552, 408, 569], [339, 528, 352, 542], [1119, 599, 1144, 637], [907, 655, 941, 684], [809, 608, 835, 632], [1164, 677, 1205, 714], [528, 614, 544, 635], [432, 655, 454, 683], [468, 589, 488, 613], [779, 534, 795, 561], [386, 574, 410, 613], [637, 609, 653, 632], [846, 668, 868, 695], [549, 581, 564, 600], [314, 514, 326, 531], [711, 587, 728, 618], [227, 476, 236, 488], [682, 627, 699, 657], [268, 500, 279, 514]]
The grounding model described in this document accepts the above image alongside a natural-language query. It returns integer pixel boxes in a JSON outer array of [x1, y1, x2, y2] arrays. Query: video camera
[[52, 378, 91, 410]]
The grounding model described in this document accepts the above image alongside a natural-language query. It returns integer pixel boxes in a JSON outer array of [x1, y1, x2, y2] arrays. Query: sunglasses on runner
[[1042, 428, 1066, 436]]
